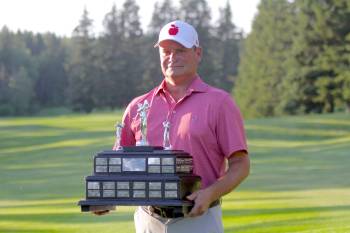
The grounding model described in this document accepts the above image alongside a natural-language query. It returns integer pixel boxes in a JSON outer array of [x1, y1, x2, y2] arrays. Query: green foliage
[[67, 8, 97, 113], [0, 0, 242, 116], [95, 4, 126, 108], [118, 0, 144, 101], [35, 33, 68, 107], [148, 0, 178, 35], [284, 0, 350, 114], [1, 112, 349, 232], [235, 0, 350, 118], [179, 0, 216, 85], [1, 0, 349, 117], [212, 1, 242, 92], [0, 27, 37, 115], [234, 0, 295, 118]]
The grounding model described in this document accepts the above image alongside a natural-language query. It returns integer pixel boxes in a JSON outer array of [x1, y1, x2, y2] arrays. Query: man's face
[[158, 40, 202, 80]]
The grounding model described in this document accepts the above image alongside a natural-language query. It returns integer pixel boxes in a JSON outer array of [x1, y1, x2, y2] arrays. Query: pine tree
[[213, 0, 242, 92], [0, 27, 37, 115], [67, 8, 97, 113], [119, 0, 143, 39], [95, 4, 125, 108], [284, 0, 350, 114], [179, 0, 216, 86], [234, 0, 296, 117], [142, 0, 178, 93], [148, 0, 178, 35], [118, 0, 144, 104], [34, 33, 68, 107]]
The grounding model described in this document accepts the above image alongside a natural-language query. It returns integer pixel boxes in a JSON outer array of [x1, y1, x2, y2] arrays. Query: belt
[[143, 199, 221, 219], [209, 199, 221, 208]]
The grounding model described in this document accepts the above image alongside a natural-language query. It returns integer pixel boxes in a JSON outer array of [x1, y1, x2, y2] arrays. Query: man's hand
[[90, 205, 115, 215], [93, 210, 110, 216], [186, 151, 250, 218], [186, 189, 214, 217]]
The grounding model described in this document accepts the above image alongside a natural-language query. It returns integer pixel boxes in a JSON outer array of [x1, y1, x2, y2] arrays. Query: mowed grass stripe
[[0, 112, 349, 233]]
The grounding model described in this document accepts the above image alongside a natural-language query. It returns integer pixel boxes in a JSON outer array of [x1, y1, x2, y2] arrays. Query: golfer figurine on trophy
[[163, 120, 172, 150], [136, 100, 149, 146], [114, 123, 124, 150]]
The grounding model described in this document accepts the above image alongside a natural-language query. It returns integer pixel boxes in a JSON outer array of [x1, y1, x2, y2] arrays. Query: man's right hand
[[90, 205, 115, 215], [93, 210, 110, 216]]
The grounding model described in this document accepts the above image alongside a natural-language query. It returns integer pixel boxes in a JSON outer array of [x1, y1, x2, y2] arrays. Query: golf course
[[1, 111, 349, 233]]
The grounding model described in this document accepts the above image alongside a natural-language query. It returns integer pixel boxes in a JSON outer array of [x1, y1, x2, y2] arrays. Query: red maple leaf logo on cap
[[168, 24, 179, 35]]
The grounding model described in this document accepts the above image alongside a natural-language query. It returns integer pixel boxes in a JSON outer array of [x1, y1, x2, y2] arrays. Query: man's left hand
[[186, 189, 213, 217]]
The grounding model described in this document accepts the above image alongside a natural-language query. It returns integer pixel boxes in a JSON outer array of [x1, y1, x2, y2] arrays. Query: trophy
[[78, 100, 201, 217]]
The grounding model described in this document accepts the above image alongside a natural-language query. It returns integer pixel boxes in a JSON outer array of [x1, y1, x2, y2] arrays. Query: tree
[[283, 0, 350, 114], [8, 67, 35, 115], [179, 0, 217, 86], [0, 27, 37, 115], [21, 32, 46, 56], [66, 8, 97, 113], [35, 33, 68, 107], [148, 0, 178, 35], [119, 0, 143, 39], [117, 0, 144, 104], [212, 1, 242, 92], [95, 4, 125, 108], [142, 0, 178, 93], [0, 64, 13, 115], [234, 0, 296, 118]]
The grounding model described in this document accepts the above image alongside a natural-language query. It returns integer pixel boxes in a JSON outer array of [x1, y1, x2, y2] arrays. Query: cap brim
[[154, 38, 193, 49]]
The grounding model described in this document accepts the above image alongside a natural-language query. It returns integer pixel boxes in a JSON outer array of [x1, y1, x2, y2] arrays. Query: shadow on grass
[[224, 215, 342, 233], [0, 130, 112, 154], [1, 211, 134, 224], [222, 205, 350, 217], [0, 229, 56, 233], [223, 195, 306, 202]]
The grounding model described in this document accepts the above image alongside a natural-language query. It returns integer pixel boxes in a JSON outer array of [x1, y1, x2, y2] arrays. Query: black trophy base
[[122, 146, 164, 152], [78, 199, 194, 216]]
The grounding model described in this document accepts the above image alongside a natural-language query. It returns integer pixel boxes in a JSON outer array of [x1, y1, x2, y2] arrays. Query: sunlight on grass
[[245, 124, 349, 137], [0, 198, 135, 214], [0, 113, 121, 127], [291, 117, 350, 126], [249, 136, 350, 148], [222, 189, 350, 233], [1, 112, 349, 233], [0, 137, 111, 154], [1, 188, 349, 233], [0, 198, 135, 233]]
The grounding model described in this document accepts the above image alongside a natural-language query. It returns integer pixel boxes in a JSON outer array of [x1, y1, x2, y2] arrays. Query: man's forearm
[[187, 151, 250, 217], [205, 151, 250, 203]]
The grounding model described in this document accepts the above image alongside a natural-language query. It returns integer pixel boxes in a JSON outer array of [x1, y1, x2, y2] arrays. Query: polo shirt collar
[[154, 75, 208, 96]]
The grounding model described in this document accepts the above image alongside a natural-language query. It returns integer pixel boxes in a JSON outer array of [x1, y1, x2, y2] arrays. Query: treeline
[[1, 0, 349, 118], [235, 0, 350, 117], [0, 0, 241, 115]]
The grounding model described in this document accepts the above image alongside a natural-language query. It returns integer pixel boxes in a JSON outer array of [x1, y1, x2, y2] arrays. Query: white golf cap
[[154, 20, 199, 49]]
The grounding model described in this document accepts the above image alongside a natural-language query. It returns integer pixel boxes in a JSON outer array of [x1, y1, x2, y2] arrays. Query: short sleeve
[[216, 95, 248, 158]]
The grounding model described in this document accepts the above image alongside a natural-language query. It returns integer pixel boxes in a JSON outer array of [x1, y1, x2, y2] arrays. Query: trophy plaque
[[78, 101, 201, 217]]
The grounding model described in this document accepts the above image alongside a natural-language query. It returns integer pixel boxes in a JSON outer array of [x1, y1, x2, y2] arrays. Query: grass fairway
[[0, 112, 349, 233]]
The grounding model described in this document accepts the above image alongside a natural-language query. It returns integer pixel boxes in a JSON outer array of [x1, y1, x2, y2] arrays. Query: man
[[95, 20, 250, 233]]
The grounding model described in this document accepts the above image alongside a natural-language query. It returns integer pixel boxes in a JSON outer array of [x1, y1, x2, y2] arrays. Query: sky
[[0, 0, 260, 37]]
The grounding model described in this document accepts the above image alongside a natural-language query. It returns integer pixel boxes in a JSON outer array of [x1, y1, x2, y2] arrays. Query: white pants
[[134, 206, 224, 233]]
